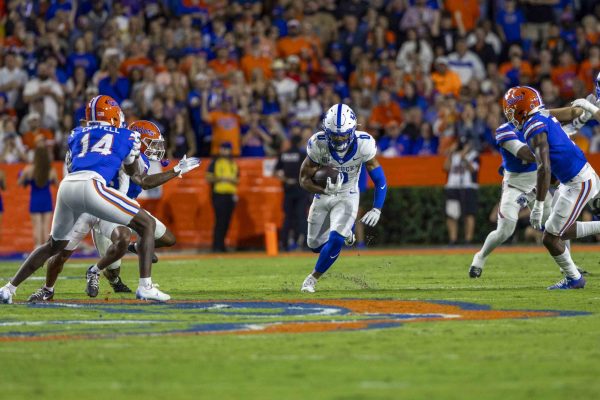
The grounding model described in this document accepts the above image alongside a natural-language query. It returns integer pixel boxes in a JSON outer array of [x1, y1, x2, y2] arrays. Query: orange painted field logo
[[0, 299, 587, 342]]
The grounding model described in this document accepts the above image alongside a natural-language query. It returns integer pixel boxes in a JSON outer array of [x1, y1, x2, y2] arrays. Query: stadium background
[[1, 0, 600, 254]]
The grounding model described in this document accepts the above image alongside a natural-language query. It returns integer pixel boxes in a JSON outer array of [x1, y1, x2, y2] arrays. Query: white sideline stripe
[[95, 181, 139, 214]]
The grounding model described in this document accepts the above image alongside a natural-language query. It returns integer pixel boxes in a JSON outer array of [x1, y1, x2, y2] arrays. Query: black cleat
[[469, 266, 483, 278], [85, 266, 100, 298], [27, 287, 54, 302], [109, 276, 132, 293], [127, 243, 158, 263]]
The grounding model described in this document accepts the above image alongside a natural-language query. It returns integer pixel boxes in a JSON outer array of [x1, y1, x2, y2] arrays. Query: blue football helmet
[[323, 103, 357, 152]]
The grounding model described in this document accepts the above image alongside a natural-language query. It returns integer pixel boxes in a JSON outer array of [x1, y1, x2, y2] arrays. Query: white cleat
[[301, 274, 317, 293], [136, 284, 171, 301], [344, 233, 356, 246], [0, 286, 14, 304]]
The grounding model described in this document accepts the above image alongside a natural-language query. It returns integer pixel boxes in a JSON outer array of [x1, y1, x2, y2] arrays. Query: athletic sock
[[575, 221, 600, 239], [314, 232, 345, 274], [552, 248, 582, 280], [43, 286, 54, 292], [89, 265, 100, 274], [139, 277, 152, 288], [5, 282, 17, 295], [471, 252, 486, 269], [473, 219, 517, 267]]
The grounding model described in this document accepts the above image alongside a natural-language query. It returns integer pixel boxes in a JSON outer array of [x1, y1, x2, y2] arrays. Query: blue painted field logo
[[0, 299, 586, 342]]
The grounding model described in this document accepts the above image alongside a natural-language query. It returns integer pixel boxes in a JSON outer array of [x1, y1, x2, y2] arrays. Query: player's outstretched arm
[[571, 98, 600, 122], [549, 107, 583, 123], [299, 157, 326, 195], [529, 132, 551, 230], [129, 156, 201, 190], [361, 157, 387, 228]]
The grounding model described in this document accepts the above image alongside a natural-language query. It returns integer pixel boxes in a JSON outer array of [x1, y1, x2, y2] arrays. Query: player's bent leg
[[1, 238, 69, 304], [301, 231, 345, 293], [27, 249, 75, 303], [128, 210, 169, 301], [86, 225, 131, 297], [542, 232, 586, 290], [127, 216, 170, 263]]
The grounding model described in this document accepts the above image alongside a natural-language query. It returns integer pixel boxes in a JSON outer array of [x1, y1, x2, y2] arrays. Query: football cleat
[[345, 233, 356, 247], [127, 243, 159, 263], [469, 266, 483, 278], [301, 274, 317, 293], [108, 276, 132, 293], [85, 266, 100, 298], [28, 287, 54, 302], [547, 275, 586, 290], [136, 285, 170, 301], [0, 286, 13, 304]]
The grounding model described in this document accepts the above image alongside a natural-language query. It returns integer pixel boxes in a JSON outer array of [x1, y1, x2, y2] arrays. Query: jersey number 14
[[78, 133, 113, 157]]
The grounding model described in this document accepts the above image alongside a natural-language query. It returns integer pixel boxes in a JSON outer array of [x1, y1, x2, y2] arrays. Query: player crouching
[[298, 104, 387, 293]]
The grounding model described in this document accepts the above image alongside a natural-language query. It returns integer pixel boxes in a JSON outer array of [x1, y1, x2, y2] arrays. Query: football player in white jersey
[[570, 72, 600, 124], [298, 104, 387, 293]]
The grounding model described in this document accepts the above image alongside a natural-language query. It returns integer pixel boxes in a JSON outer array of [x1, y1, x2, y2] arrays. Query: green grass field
[[1, 249, 599, 400]]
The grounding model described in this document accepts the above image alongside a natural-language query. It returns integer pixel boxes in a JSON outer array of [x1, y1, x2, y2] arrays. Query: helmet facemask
[[504, 107, 523, 130], [142, 136, 166, 161], [325, 127, 355, 152]]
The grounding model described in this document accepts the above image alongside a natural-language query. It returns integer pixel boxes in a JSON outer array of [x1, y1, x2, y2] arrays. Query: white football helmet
[[323, 103, 357, 152]]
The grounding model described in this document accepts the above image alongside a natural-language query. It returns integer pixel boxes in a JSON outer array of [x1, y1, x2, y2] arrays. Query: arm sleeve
[[500, 139, 528, 157], [367, 165, 387, 210]]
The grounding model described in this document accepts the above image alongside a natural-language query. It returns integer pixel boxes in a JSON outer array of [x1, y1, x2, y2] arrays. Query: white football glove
[[530, 200, 544, 231], [173, 155, 201, 177], [361, 208, 381, 227], [572, 98, 600, 115], [323, 173, 343, 195]]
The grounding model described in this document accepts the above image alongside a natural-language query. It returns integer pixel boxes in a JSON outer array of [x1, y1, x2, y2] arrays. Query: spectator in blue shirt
[[412, 122, 439, 155], [379, 121, 412, 157], [496, 0, 525, 44], [98, 55, 130, 104], [66, 37, 97, 78]]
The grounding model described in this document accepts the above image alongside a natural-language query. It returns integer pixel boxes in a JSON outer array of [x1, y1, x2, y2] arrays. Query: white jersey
[[307, 130, 377, 194]]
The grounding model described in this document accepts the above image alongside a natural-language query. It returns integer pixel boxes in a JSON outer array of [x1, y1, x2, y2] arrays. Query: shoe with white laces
[[344, 233, 356, 247], [85, 266, 100, 298], [0, 286, 13, 304], [301, 274, 318, 293], [136, 284, 171, 301], [28, 287, 54, 302]]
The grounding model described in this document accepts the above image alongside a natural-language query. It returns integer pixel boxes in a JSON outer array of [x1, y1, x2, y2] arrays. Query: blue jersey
[[495, 123, 536, 174], [68, 124, 136, 184], [524, 112, 587, 183], [109, 154, 150, 200]]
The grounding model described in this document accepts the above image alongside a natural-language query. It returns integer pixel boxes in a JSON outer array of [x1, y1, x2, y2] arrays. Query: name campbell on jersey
[[307, 130, 377, 193]]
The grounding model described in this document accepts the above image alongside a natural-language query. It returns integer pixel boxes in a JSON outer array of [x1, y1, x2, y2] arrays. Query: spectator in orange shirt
[[431, 57, 461, 98], [202, 94, 244, 156], [120, 40, 152, 77], [499, 55, 534, 87], [445, 0, 480, 33], [551, 51, 578, 99], [369, 90, 403, 131], [21, 112, 54, 152], [276, 19, 312, 59], [240, 38, 273, 81], [349, 58, 378, 91], [578, 46, 600, 94], [208, 45, 240, 85]]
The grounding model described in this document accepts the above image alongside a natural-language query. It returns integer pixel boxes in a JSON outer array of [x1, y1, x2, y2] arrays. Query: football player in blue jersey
[[26, 120, 200, 302], [469, 122, 548, 278], [0, 96, 185, 303], [503, 86, 600, 289]]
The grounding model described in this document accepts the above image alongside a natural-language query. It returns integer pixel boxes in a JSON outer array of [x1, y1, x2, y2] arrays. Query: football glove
[[530, 200, 544, 231], [572, 98, 600, 115], [173, 155, 201, 177], [361, 208, 381, 227], [323, 173, 343, 195], [124, 132, 141, 165]]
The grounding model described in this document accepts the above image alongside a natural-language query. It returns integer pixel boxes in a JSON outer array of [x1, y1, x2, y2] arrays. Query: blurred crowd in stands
[[1, 0, 600, 165]]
